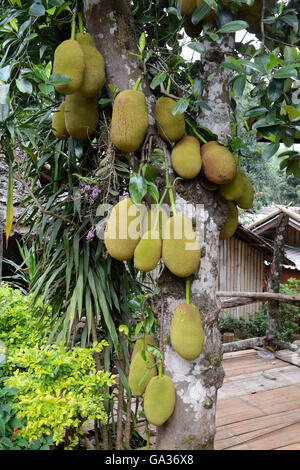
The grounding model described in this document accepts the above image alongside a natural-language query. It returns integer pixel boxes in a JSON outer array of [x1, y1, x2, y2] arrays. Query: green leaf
[[261, 142, 280, 160], [29, 2, 46, 17], [139, 32, 145, 53], [282, 105, 300, 121], [267, 78, 284, 102], [48, 73, 72, 85], [129, 174, 147, 205], [187, 42, 205, 54], [16, 79, 32, 94], [191, 2, 211, 25], [244, 107, 268, 118], [147, 181, 159, 202], [172, 98, 190, 116], [0, 65, 12, 82], [150, 72, 167, 90], [273, 66, 298, 79], [233, 75, 246, 97], [218, 20, 249, 33]]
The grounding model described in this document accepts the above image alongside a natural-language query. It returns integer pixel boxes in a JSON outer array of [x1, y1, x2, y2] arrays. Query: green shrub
[[6, 341, 115, 449], [0, 283, 50, 371]]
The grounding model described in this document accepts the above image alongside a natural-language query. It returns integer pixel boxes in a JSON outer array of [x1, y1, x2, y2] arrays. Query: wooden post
[[266, 213, 289, 345]]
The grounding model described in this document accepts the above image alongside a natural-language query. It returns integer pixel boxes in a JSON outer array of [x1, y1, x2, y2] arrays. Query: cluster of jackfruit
[[104, 198, 201, 278], [167, 132, 253, 240], [128, 334, 176, 426], [178, 0, 273, 38], [51, 33, 105, 140]]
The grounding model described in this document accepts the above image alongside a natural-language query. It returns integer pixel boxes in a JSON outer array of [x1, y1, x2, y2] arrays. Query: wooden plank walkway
[[215, 349, 300, 450]]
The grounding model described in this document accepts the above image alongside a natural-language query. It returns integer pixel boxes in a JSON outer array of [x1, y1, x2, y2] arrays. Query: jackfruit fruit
[[162, 214, 200, 278], [220, 201, 238, 240], [111, 90, 149, 152], [238, 0, 273, 34], [64, 92, 98, 140], [219, 171, 244, 201], [155, 97, 186, 143], [128, 349, 157, 396], [201, 142, 237, 185], [144, 375, 176, 426], [171, 135, 201, 179], [104, 198, 143, 261], [134, 230, 162, 272], [52, 39, 84, 95], [132, 335, 159, 360], [142, 207, 168, 239], [235, 172, 254, 210], [76, 33, 105, 98], [52, 102, 69, 140], [170, 303, 204, 360], [199, 174, 218, 191], [177, 0, 197, 17]]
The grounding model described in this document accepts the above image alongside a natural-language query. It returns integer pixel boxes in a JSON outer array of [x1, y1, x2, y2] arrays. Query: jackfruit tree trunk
[[156, 36, 234, 450], [84, 0, 233, 450]]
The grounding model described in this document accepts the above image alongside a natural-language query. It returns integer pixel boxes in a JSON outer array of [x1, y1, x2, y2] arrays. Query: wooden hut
[[248, 206, 300, 289], [218, 223, 294, 320]]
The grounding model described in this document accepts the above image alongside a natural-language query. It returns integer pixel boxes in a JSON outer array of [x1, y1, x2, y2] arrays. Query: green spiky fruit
[[170, 303, 204, 360], [219, 171, 244, 201], [52, 39, 84, 95], [201, 142, 237, 185], [64, 92, 98, 140], [128, 350, 157, 396], [111, 90, 149, 152], [132, 335, 159, 360], [52, 102, 69, 140], [220, 201, 238, 240], [155, 97, 186, 143], [104, 198, 144, 261], [144, 375, 176, 426], [162, 215, 200, 278], [76, 33, 105, 98], [134, 230, 162, 273], [235, 172, 254, 209], [171, 135, 202, 179]]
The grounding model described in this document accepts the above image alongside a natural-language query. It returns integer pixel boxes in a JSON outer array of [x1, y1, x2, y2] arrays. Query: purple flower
[[86, 226, 95, 241], [91, 186, 100, 199]]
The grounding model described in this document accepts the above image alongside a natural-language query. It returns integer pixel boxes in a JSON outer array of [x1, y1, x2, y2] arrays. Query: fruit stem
[[71, 13, 76, 39], [237, 154, 241, 171], [134, 77, 142, 91], [152, 188, 168, 231], [78, 11, 84, 34], [193, 128, 208, 144], [167, 77, 171, 94], [158, 362, 163, 378], [165, 157, 177, 216], [186, 279, 190, 304]]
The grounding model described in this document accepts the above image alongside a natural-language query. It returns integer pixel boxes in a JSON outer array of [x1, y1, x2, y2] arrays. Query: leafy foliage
[[6, 341, 114, 449], [0, 283, 50, 372]]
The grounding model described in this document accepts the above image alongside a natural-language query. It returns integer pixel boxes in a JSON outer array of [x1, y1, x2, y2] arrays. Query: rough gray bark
[[156, 36, 234, 451], [84, 1, 233, 450], [266, 214, 289, 345], [83, 0, 155, 123]]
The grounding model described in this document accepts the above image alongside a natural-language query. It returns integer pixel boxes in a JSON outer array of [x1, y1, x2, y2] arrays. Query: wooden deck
[[215, 349, 300, 450]]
